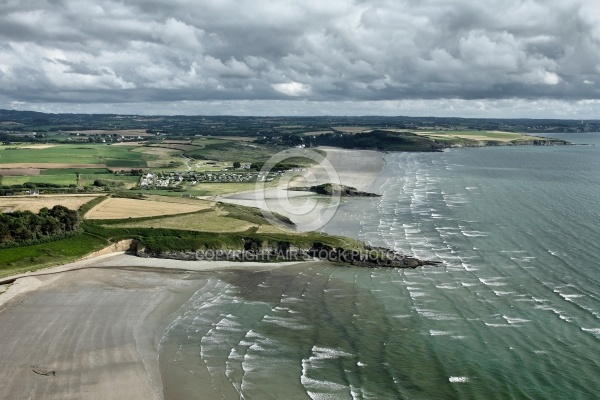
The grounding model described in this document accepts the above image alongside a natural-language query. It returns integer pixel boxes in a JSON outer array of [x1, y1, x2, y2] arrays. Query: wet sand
[[0, 254, 306, 399], [0, 148, 383, 399], [310, 147, 385, 192], [218, 148, 385, 228]]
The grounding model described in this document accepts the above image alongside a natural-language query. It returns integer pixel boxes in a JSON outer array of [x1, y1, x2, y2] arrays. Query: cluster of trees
[[1, 182, 67, 189], [312, 130, 444, 152], [253, 130, 446, 152], [0, 182, 78, 196], [255, 134, 305, 147], [111, 169, 145, 176], [0, 205, 79, 245]]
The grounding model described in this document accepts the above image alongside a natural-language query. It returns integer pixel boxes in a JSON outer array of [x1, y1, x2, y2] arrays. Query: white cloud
[[4, 97, 600, 119], [0, 0, 600, 116], [542, 71, 561, 85], [272, 82, 311, 96]]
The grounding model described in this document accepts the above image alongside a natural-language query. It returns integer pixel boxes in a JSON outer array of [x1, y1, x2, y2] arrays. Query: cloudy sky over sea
[[2, 0, 600, 117]]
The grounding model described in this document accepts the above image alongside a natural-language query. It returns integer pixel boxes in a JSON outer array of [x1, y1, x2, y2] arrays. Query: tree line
[[0, 205, 79, 245]]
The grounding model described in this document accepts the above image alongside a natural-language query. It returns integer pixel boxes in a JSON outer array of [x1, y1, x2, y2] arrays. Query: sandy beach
[[0, 148, 383, 399], [0, 254, 305, 399], [310, 147, 385, 192], [218, 148, 385, 229]]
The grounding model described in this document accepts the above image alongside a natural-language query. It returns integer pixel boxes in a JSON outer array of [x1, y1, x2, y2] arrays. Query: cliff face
[[137, 241, 441, 269], [79, 239, 137, 260]]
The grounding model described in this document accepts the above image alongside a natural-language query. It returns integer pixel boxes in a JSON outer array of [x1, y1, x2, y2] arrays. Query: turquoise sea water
[[160, 134, 600, 399]]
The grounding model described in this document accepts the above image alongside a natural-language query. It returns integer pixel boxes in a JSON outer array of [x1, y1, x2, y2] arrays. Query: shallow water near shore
[[159, 133, 600, 399]]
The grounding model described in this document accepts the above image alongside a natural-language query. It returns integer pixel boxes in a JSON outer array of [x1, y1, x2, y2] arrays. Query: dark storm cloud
[[1, 0, 600, 107]]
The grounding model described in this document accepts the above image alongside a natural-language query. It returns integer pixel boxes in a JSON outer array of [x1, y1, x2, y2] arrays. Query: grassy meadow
[[407, 129, 543, 144], [182, 140, 281, 163], [0, 234, 109, 279]]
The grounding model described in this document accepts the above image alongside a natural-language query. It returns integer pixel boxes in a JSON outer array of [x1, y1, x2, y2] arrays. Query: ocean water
[[160, 133, 600, 399]]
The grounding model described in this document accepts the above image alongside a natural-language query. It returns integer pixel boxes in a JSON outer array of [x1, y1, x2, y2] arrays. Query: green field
[[41, 168, 109, 175], [90, 199, 364, 254], [0, 193, 365, 279], [129, 182, 257, 196], [114, 209, 255, 232], [125, 189, 196, 197], [185, 182, 260, 196], [0, 141, 283, 194], [0, 234, 109, 279], [410, 129, 537, 143], [2, 173, 139, 187], [190, 138, 239, 146], [183, 141, 281, 163], [2, 175, 77, 186], [0, 144, 153, 167], [110, 201, 286, 233]]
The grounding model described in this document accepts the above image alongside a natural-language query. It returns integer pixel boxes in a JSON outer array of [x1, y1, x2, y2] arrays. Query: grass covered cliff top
[[0, 194, 364, 279]]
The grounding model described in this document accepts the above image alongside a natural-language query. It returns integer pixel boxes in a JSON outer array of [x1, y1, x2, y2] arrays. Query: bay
[[160, 133, 600, 399]]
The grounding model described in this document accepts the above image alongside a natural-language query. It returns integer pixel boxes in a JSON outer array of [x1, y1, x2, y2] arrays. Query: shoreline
[[0, 148, 388, 399], [218, 147, 386, 227], [0, 252, 309, 307], [0, 253, 309, 399]]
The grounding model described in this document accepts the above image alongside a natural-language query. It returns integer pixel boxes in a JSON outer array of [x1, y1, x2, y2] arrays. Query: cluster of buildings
[[196, 172, 263, 183], [138, 170, 277, 188], [140, 172, 184, 188]]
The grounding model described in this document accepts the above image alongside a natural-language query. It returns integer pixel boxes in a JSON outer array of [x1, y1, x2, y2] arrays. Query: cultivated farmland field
[[84, 197, 211, 219], [1, 172, 139, 187], [0, 168, 40, 176], [0, 144, 153, 168], [406, 130, 534, 143], [0, 163, 106, 169], [186, 182, 261, 196], [64, 129, 153, 136], [41, 168, 109, 175], [183, 140, 280, 163], [0, 194, 102, 212], [2, 174, 78, 186], [132, 146, 184, 168], [333, 126, 373, 133], [144, 195, 215, 205]]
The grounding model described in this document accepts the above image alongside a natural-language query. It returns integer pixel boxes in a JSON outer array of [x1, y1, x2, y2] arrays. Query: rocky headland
[[288, 183, 381, 197], [137, 240, 441, 269]]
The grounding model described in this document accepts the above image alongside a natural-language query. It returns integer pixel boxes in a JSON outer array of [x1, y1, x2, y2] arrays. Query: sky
[[2, 0, 600, 118]]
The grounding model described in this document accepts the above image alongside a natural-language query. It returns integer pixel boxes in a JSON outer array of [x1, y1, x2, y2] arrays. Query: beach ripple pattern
[[256, 149, 341, 231]]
